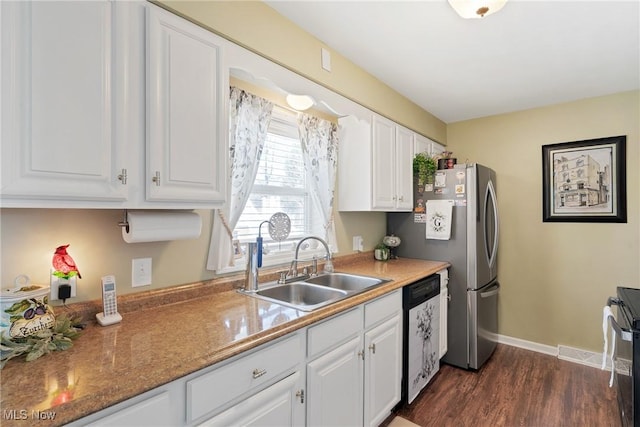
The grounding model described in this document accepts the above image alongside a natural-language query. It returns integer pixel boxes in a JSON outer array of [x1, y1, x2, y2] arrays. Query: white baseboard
[[497, 334, 630, 373], [497, 334, 558, 356]]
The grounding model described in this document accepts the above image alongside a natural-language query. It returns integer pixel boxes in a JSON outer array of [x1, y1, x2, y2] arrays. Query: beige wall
[[447, 90, 640, 352], [0, 207, 386, 302], [156, 0, 446, 144]]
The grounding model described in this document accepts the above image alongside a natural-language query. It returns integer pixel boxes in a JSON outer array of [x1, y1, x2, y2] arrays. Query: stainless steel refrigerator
[[388, 163, 499, 370]]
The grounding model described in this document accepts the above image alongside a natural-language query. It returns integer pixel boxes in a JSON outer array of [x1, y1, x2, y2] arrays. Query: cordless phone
[[96, 275, 122, 326]]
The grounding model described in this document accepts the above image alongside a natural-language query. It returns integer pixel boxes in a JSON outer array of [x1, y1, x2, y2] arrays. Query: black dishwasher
[[402, 274, 441, 404]]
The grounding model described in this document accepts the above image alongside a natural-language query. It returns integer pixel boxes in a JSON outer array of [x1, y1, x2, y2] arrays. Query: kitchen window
[[221, 106, 327, 272], [207, 87, 338, 273]]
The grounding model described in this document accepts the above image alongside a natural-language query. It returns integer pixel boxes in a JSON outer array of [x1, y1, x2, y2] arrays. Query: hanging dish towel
[[425, 200, 454, 240], [601, 305, 616, 387]]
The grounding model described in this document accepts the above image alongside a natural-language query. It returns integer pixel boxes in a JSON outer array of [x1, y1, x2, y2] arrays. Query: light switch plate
[[132, 258, 152, 287]]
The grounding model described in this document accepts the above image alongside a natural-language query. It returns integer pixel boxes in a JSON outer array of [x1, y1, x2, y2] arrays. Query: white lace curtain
[[297, 113, 339, 252], [206, 87, 273, 271]]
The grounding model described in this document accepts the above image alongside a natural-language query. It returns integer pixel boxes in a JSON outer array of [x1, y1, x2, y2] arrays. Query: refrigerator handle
[[480, 282, 500, 298], [486, 180, 499, 268]]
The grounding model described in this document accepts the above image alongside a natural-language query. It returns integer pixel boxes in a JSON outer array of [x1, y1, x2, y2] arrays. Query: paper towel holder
[[117, 209, 130, 233]]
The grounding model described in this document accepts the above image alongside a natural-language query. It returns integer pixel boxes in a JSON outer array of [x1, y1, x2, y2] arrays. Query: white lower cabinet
[[72, 290, 403, 427], [199, 372, 304, 427], [307, 336, 364, 426], [306, 290, 402, 427], [364, 315, 402, 426], [186, 333, 305, 424]]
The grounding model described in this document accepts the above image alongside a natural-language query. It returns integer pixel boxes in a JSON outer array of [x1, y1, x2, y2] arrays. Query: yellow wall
[[2, 1, 636, 355], [447, 91, 640, 352], [156, 0, 446, 144]]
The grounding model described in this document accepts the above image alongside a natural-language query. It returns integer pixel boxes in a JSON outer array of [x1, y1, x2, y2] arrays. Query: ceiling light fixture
[[286, 94, 315, 111], [447, 0, 507, 19]]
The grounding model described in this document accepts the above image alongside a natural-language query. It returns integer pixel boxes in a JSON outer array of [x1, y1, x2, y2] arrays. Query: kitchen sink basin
[[304, 272, 389, 292], [253, 283, 347, 311], [240, 272, 391, 312]]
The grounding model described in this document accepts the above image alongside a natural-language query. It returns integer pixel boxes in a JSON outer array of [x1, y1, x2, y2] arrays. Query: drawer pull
[[252, 368, 267, 379]]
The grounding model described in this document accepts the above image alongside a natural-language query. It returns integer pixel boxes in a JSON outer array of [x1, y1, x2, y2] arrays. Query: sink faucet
[[290, 236, 334, 277]]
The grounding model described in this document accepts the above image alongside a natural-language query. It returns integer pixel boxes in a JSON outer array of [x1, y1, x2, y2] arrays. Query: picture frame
[[542, 135, 626, 223]]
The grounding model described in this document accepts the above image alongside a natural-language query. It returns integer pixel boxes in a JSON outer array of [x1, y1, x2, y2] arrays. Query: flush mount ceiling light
[[447, 0, 507, 19], [286, 94, 315, 111]]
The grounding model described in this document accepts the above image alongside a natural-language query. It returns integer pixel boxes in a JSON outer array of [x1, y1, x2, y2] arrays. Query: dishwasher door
[[468, 280, 499, 370], [405, 295, 440, 404]]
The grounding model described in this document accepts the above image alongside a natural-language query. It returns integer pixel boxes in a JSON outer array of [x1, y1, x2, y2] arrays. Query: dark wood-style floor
[[388, 344, 620, 427]]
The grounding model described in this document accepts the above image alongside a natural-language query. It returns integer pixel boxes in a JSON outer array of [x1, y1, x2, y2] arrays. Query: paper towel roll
[[122, 211, 202, 243]]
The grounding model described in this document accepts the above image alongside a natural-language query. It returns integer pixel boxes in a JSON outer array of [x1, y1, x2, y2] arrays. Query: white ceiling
[[265, 0, 640, 123]]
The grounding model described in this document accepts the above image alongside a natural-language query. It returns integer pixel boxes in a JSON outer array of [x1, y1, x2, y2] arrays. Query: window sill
[[216, 246, 330, 275]]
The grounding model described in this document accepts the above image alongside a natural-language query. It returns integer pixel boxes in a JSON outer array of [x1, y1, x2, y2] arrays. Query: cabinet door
[[146, 4, 227, 204], [395, 126, 413, 210], [364, 314, 402, 427], [86, 391, 173, 427], [307, 336, 363, 427], [199, 372, 304, 427], [1, 1, 130, 204], [371, 115, 395, 210]]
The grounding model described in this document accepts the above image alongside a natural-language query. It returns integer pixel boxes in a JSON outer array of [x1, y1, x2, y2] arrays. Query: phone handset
[[96, 275, 122, 326]]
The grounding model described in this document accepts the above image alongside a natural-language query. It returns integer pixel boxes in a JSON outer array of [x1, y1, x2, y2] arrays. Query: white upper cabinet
[[146, 5, 227, 204], [338, 114, 414, 212], [1, 1, 228, 209], [371, 115, 396, 210], [414, 133, 446, 158], [393, 125, 414, 211], [1, 1, 135, 206]]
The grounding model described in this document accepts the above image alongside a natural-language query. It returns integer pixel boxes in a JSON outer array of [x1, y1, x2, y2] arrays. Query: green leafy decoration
[[52, 270, 78, 280], [0, 314, 83, 369]]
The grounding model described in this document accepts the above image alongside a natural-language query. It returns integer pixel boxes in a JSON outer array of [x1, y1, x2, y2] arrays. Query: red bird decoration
[[52, 244, 82, 279]]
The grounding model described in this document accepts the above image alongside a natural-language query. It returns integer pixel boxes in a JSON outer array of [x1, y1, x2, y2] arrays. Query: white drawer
[[187, 332, 304, 422], [364, 290, 401, 329], [307, 307, 362, 358]]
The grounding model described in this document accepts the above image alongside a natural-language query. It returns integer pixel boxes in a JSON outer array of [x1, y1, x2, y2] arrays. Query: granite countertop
[[0, 253, 449, 426]]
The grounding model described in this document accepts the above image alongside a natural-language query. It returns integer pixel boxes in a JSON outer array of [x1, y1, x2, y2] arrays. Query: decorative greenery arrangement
[[413, 152, 437, 183], [0, 314, 83, 369]]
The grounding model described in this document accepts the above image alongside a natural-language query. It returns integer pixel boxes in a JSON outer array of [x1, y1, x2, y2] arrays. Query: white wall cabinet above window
[[0, 1, 227, 209], [338, 114, 414, 212]]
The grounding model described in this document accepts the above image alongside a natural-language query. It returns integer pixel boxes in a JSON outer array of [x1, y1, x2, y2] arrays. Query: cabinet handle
[[392, 196, 397, 201], [369, 343, 376, 354], [296, 389, 305, 403], [398, 196, 404, 202], [117, 168, 127, 185], [358, 350, 365, 360], [152, 171, 161, 186], [252, 368, 267, 379]]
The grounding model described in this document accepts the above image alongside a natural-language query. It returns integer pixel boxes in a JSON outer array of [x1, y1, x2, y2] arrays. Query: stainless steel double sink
[[240, 273, 391, 311]]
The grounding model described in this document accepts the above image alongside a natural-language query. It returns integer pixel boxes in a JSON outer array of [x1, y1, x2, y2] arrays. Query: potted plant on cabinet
[[413, 152, 437, 187]]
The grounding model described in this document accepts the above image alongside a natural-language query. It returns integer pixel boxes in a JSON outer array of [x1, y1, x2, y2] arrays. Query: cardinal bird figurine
[[52, 244, 82, 279]]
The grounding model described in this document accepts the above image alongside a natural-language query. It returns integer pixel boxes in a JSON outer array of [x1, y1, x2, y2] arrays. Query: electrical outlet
[[352, 236, 363, 252], [132, 258, 152, 287], [50, 272, 77, 301]]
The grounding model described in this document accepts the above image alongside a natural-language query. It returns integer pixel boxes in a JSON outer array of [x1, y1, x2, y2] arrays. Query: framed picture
[[542, 135, 626, 223]]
